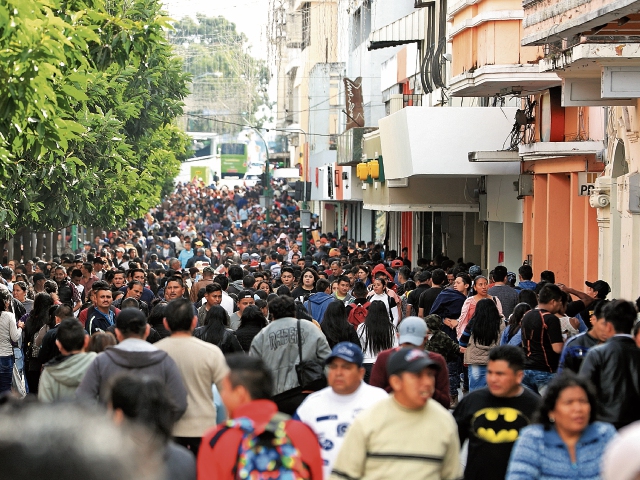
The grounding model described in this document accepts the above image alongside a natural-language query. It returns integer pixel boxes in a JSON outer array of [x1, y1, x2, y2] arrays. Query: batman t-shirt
[[453, 387, 541, 480]]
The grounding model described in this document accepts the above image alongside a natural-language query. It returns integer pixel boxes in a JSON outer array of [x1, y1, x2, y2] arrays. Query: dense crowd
[[0, 180, 639, 480]]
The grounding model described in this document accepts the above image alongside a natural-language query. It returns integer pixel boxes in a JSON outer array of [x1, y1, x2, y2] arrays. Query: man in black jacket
[[580, 299, 640, 429]]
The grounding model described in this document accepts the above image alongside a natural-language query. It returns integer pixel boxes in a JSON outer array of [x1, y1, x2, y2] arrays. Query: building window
[[351, 0, 371, 51], [301, 2, 311, 51]]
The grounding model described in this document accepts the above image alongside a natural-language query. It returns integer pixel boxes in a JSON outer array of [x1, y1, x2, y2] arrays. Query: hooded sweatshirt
[[305, 292, 335, 323], [76, 338, 187, 421], [429, 288, 468, 341], [38, 352, 97, 402]]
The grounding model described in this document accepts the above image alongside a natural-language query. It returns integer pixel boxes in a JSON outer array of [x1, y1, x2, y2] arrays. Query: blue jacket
[[516, 280, 537, 291], [506, 422, 616, 480], [429, 287, 467, 340], [305, 292, 335, 324], [501, 325, 523, 347]]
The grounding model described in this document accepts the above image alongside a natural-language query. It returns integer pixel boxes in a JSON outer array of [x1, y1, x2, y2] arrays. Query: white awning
[[368, 10, 425, 50]]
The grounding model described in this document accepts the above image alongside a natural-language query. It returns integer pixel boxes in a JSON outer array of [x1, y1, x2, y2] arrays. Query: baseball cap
[[329, 248, 340, 257], [398, 317, 428, 346], [387, 347, 439, 376], [237, 290, 254, 301], [391, 259, 403, 268], [241, 253, 250, 261], [325, 342, 364, 367], [585, 280, 611, 299], [469, 265, 482, 277], [32, 273, 46, 282]]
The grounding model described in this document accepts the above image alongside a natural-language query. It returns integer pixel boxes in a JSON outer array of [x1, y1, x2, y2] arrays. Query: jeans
[[469, 364, 487, 391], [0, 356, 14, 394], [447, 356, 462, 396], [523, 370, 555, 395]]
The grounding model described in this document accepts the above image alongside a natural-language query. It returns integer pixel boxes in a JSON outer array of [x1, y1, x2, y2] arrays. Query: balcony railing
[[403, 94, 423, 107]]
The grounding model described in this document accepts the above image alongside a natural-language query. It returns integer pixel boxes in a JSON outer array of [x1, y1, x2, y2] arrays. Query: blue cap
[[325, 342, 363, 367]]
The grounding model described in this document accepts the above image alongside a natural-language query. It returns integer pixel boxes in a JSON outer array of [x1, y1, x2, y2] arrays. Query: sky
[[162, 0, 271, 61]]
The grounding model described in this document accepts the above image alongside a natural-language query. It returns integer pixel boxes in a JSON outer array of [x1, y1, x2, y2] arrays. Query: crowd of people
[[0, 179, 639, 480]]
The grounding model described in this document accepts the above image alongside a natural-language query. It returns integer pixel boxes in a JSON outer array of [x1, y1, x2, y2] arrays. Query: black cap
[[585, 280, 611, 299], [387, 347, 439, 376]]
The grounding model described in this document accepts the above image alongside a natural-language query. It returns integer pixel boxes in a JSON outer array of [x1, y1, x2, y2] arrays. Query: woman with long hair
[[458, 298, 505, 391], [234, 305, 268, 352], [256, 281, 273, 296], [23, 292, 54, 394], [194, 305, 243, 354], [321, 301, 360, 349], [291, 268, 318, 302], [148, 302, 171, 340], [455, 275, 503, 339], [507, 372, 616, 479], [357, 300, 397, 383], [12, 281, 34, 314], [501, 302, 532, 346], [0, 288, 23, 394], [367, 278, 400, 326]]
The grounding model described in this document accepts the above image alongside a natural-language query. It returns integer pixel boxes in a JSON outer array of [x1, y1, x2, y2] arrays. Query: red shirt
[[369, 347, 451, 409], [197, 399, 323, 480]]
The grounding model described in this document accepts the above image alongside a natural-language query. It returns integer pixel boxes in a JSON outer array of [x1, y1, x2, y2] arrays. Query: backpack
[[210, 412, 310, 480], [347, 302, 370, 328], [31, 324, 50, 358]]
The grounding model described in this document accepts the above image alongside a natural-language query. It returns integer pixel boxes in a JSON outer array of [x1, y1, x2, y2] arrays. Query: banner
[[343, 77, 364, 130]]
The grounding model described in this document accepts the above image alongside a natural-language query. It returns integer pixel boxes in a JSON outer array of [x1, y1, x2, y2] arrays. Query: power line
[[183, 113, 336, 137]]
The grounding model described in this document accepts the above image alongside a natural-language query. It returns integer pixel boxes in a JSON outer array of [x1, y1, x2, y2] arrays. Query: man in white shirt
[[294, 342, 388, 478]]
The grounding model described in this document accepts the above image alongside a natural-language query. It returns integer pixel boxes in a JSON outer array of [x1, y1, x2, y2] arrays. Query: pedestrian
[[193, 304, 243, 354], [0, 288, 23, 394], [356, 300, 398, 383], [506, 371, 616, 479], [305, 278, 334, 323], [320, 300, 360, 349], [156, 298, 230, 455], [500, 302, 531, 346], [249, 295, 331, 414], [579, 299, 640, 428], [233, 304, 268, 352], [197, 354, 324, 479], [367, 277, 400, 326], [38, 318, 96, 402], [458, 298, 505, 391], [454, 346, 541, 480], [488, 266, 519, 318], [329, 347, 462, 480], [23, 292, 54, 394], [294, 342, 388, 478], [76, 308, 187, 422]]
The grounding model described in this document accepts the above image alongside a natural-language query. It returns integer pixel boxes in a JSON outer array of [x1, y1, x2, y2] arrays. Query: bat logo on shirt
[[471, 407, 529, 444]]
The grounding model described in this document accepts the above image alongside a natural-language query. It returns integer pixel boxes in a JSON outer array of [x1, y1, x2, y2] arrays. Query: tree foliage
[[0, 0, 192, 235], [168, 14, 271, 135]]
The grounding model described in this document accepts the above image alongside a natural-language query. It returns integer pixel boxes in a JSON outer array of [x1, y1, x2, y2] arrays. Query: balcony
[[447, 0, 561, 96]]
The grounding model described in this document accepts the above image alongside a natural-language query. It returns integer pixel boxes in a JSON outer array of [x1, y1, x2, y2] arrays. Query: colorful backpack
[[347, 301, 370, 328], [211, 412, 310, 480]]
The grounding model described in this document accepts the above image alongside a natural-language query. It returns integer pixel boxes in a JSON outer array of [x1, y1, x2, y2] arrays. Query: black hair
[[456, 272, 472, 289], [517, 289, 538, 309], [115, 308, 147, 337], [603, 299, 637, 334], [200, 305, 231, 345], [269, 295, 296, 320], [518, 264, 533, 280], [347, 282, 365, 300], [26, 293, 54, 336], [540, 270, 555, 284], [56, 318, 86, 352], [228, 265, 244, 281], [538, 284, 563, 304], [592, 299, 608, 321], [533, 371, 598, 429], [109, 375, 176, 442], [337, 275, 350, 285], [507, 302, 532, 341], [243, 275, 256, 289], [431, 268, 447, 286], [126, 280, 144, 292], [205, 282, 222, 294], [214, 274, 229, 290], [360, 300, 396, 355], [163, 297, 194, 333], [226, 353, 274, 400], [146, 303, 167, 328], [239, 305, 267, 330], [493, 266, 508, 283], [469, 298, 502, 346], [276, 285, 292, 297], [316, 278, 330, 293], [321, 301, 353, 346], [489, 345, 526, 372]]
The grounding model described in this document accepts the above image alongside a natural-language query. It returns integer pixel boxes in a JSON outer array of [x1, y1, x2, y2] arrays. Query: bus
[[219, 143, 248, 178]]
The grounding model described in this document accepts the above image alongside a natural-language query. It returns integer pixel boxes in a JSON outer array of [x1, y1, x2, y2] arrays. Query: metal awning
[[469, 151, 520, 162], [368, 10, 425, 50], [519, 141, 604, 160]]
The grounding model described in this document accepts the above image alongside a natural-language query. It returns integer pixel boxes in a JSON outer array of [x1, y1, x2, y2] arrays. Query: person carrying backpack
[[198, 354, 323, 480], [346, 281, 370, 328]]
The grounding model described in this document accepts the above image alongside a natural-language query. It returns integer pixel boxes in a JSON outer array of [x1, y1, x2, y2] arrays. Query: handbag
[[295, 320, 327, 392]]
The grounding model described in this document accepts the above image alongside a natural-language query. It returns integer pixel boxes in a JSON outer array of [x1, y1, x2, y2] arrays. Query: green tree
[[0, 0, 192, 237], [168, 14, 271, 135]]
